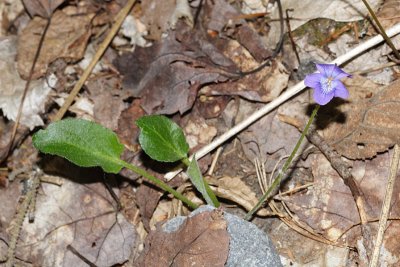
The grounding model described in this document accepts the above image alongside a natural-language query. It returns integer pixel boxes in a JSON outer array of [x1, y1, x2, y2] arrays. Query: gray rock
[[163, 205, 282, 267]]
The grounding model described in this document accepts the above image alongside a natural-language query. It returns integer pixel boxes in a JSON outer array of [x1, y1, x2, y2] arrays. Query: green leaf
[[32, 118, 124, 173], [186, 155, 219, 207], [136, 115, 189, 162]]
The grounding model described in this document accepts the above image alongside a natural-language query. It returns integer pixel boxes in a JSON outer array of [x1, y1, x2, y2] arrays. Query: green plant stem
[[361, 0, 400, 59], [181, 157, 220, 207], [244, 104, 320, 221], [119, 160, 198, 210]]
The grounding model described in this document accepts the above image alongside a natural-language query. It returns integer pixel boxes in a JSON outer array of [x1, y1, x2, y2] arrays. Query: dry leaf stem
[[370, 144, 400, 267]]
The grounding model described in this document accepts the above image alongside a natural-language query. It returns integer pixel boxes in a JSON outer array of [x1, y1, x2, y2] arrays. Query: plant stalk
[[120, 160, 198, 210], [244, 105, 320, 220]]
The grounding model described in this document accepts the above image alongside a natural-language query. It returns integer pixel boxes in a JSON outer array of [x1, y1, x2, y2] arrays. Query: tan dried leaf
[[136, 210, 229, 266], [17, 10, 93, 79], [211, 176, 270, 216], [325, 78, 400, 159]]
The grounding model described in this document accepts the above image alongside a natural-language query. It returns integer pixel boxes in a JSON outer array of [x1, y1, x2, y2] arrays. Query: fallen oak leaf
[[325, 77, 400, 159]]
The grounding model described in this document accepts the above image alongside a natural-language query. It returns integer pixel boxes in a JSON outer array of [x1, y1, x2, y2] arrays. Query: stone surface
[[163, 205, 282, 267]]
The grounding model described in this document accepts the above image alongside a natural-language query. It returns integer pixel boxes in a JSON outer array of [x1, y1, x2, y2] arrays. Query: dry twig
[[370, 144, 400, 267]]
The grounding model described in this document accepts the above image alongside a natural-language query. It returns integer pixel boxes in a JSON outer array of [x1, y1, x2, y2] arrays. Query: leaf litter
[[2, 0, 400, 266]]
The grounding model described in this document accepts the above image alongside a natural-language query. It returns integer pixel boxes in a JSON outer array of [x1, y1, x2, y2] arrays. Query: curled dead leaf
[[209, 176, 270, 216]]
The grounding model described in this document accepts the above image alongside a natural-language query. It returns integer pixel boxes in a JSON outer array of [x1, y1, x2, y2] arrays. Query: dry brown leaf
[[0, 36, 54, 129], [136, 209, 229, 266], [17, 10, 93, 79], [351, 151, 400, 220], [323, 77, 400, 159], [195, 95, 231, 119], [237, 96, 307, 173], [22, 0, 65, 18], [210, 176, 269, 216]]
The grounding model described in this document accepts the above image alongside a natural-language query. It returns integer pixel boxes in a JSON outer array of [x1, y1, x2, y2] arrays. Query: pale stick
[[165, 23, 400, 180]]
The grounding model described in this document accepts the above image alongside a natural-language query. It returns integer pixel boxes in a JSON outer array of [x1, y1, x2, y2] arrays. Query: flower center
[[320, 76, 334, 94]]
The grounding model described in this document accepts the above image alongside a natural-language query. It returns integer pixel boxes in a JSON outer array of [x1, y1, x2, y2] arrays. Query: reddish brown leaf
[[22, 0, 65, 18], [285, 150, 400, 250], [284, 155, 359, 242], [136, 209, 229, 266]]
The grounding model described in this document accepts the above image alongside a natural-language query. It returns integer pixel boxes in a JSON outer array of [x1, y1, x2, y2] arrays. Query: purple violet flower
[[304, 63, 351, 105]]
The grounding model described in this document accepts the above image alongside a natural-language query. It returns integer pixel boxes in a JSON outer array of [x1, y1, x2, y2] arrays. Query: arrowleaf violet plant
[[245, 63, 351, 220], [33, 115, 220, 210]]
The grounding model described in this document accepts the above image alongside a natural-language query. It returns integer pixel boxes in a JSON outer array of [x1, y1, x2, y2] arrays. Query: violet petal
[[333, 80, 349, 99], [304, 73, 323, 89], [313, 89, 334, 105]]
